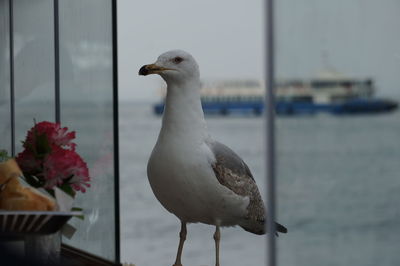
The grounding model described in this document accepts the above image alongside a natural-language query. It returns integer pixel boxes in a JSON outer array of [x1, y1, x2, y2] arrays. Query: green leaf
[[73, 214, 85, 220], [64, 175, 74, 184], [46, 188, 55, 198], [71, 207, 85, 220], [35, 133, 52, 158], [58, 183, 76, 198], [23, 174, 44, 188]]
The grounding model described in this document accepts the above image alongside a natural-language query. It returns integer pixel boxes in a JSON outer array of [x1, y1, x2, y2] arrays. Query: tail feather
[[240, 219, 288, 235], [276, 222, 288, 234]]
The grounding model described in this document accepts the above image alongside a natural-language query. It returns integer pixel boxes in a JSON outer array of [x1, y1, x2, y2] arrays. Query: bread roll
[[0, 158, 22, 183], [0, 159, 56, 211]]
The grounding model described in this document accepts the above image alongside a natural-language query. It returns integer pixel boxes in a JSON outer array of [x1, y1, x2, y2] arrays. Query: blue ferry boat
[[153, 72, 398, 116]]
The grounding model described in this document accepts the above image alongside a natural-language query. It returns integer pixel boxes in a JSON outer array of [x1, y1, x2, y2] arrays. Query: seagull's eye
[[173, 56, 183, 64]]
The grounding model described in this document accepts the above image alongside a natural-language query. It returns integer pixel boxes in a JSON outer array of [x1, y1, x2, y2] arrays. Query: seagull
[[139, 50, 287, 266]]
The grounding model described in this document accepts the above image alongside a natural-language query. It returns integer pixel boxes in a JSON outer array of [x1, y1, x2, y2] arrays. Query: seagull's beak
[[139, 63, 173, 76]]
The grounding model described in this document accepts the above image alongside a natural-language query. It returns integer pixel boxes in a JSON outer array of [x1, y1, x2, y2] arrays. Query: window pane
[[59, 0, 116, 261], [13, 0, 55, 151], [276, 1, 400, 266], [0, 0, 11, 154], [119, 1, 265, 265]]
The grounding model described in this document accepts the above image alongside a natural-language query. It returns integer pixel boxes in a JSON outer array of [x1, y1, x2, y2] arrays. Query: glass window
[[13, 0, 55, 150], [59, 0, 117, 261], [0, 0, 11, 154], [118, 1, 266, 265], [276, 1, 400, 266], [0, 0, 118, 263]]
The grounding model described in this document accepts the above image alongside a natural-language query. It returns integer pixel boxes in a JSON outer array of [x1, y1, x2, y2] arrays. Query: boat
[[153, 70, 398, 116]]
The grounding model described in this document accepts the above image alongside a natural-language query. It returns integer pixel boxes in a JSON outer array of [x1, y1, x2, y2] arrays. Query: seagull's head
[[139, 50, 200, 83]]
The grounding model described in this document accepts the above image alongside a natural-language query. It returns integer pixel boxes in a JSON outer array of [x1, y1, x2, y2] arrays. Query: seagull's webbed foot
[[173, 221, 187, 266]]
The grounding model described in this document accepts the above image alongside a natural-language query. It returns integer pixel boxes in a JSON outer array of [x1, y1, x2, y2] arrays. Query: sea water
[[120, 102, 400, 266]]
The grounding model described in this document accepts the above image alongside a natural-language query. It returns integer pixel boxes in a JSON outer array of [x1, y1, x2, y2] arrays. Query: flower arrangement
[[16, 121, 90, 197]]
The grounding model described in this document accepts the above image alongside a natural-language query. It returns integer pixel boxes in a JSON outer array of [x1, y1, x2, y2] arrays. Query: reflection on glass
[[0, 0, 11, 153], [276, 1, 400, 266], [13, 0, 55, 152], [59, 0, 116, 261]]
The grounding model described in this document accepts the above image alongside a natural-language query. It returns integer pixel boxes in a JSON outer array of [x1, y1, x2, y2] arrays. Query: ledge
[[61, 244, 121, 266]]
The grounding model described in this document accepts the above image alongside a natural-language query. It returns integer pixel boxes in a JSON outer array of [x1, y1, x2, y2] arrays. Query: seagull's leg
[[173, 221, 187, 266], [213, 225, 221, 266]]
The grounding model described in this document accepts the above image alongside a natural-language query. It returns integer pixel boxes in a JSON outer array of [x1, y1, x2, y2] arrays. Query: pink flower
[[24, 121, 76, 151], [17, 121, 90, 194], [43, 146, 90, 192]]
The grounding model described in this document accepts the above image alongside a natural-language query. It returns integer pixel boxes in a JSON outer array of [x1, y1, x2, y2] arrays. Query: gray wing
[[206, 139, 265, 223], [207, 139, 254, 181]]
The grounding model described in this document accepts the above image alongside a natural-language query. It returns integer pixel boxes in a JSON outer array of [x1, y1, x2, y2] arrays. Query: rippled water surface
[[120, 102, 400, 266]]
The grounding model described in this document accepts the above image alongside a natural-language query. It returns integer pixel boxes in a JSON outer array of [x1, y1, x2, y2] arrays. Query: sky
[[118, 0, 400, 102]]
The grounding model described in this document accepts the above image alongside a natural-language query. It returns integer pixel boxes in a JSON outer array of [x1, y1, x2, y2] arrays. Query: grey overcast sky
[[118, 0, 400, 102]]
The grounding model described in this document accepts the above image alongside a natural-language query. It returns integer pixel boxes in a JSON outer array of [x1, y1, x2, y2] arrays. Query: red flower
[[24, 121, 76, 151], [16, 121, 90, 195], [16, 149, 41, 174], [43, 146, 90, 192]]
